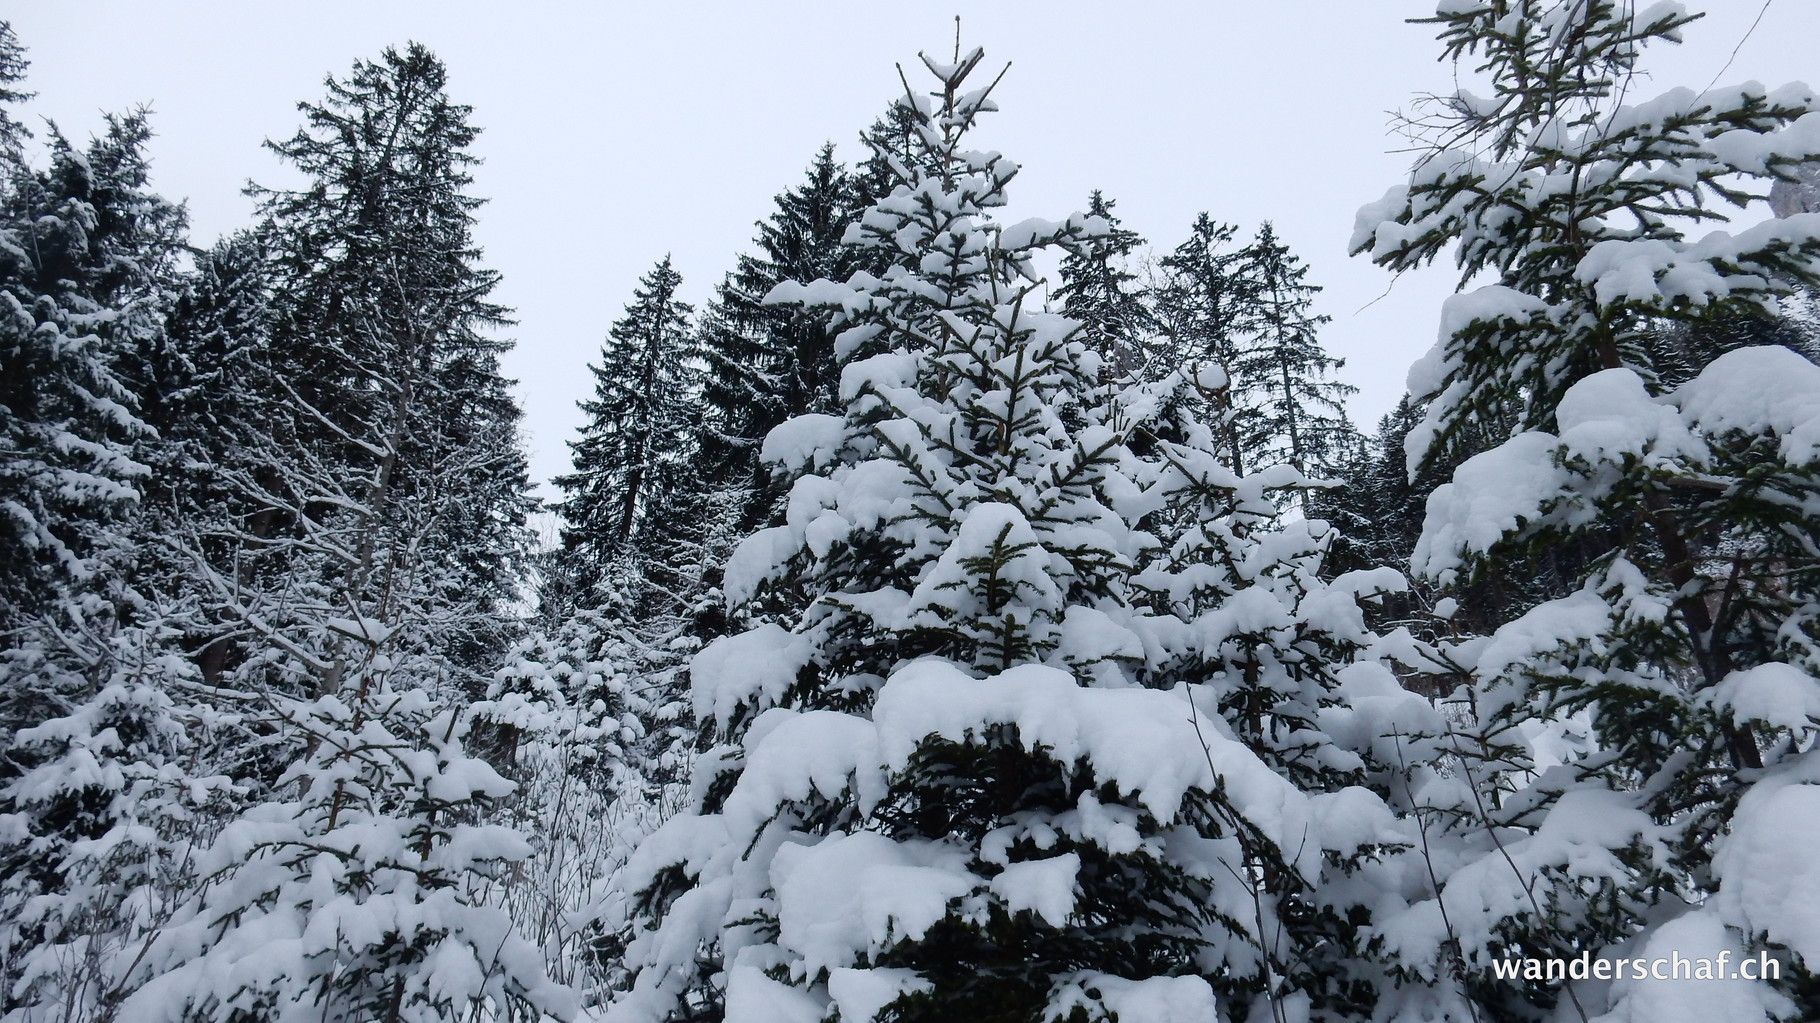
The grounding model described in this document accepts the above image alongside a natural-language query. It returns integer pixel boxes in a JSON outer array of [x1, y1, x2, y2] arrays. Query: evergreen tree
[[1230, 222, 1354, 478], [0, 107, 188, 728], [554, 255, 698, 620], [1056, 190, 1150, 377], [119, 44, 563, 1022], [1151, 213, 1251, 471], [607, 45, 1434, 1023], [0, 21, 29, 160], [130, 231, 281, 671], [697, 147, 869, 502], [675, 141, 901, 655], [1353, 3, 1820, 1018], [121, 672, 578, 1023], [691, 143, 893, 601], [0, 625, 224, 1023], [175, 41, 532, 703], [1314, 397, 1429, 579]]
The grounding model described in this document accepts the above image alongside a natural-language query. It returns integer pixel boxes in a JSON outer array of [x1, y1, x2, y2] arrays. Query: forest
[[3, 2, 1820, 1022]]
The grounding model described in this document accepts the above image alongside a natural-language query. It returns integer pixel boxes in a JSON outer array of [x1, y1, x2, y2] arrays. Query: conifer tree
[[689, 143, 894, 628], [173, 41, 532, 703], [697, 147, 869, 499], [1056, 190, 1150, 377], [121, 670, 578, 1023], [554, 255, 699, 621], [119, 44, 563, 1022], [1353, 3, 1820, 1018], [607, 44, 1434, 1023], [1314, 397, 1429, 579], [1230, 222, 1354, 477], [0, 106, 189, 755], [0, 21, 29, 160], [1151, 213, 1252, 471], [0, 627, 225, 1023], [130, 232, 280, 655]]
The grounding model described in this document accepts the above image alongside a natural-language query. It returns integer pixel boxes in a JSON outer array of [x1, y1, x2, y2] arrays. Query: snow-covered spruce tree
[[0, 106, 187, 675], [1229, 223, 1354, 479], [113, 44, 565, 1022], [237, 39, 530, 688], [1056, 190, 1151, 379], [1150, 213, 1253, 472], [1352, 3, 1820, 1019], [607, 46, 1437, 1023], [555, 255, 699, 623]]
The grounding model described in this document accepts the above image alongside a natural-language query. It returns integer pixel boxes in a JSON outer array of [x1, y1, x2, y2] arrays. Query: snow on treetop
[[759, 413, 846, 471], [1596, 911, 1796, 1022], [1574, 214, 1820, 311], [771, 831, 977, 979], [1554, 366, 1695, 464], [690, 623, 816, 729]]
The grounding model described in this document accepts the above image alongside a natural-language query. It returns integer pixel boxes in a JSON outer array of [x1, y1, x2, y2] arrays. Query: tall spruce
[[555, 255, 698, 620], [1230, 222, 1354, 478], [681, 142, 894, 649], [0, 22, 28, 159], [0, 42, 202, 1022], [607, 45, 1437, 1023], [1151, 213, 1252, 471], [1352, 2, 1820, 1019], [698, 148, 863, 498], [1056, 190, 1150, 377], [117, 44, 567, 1023], [0, 106, 187, 715], [169, 41, 534, 700]]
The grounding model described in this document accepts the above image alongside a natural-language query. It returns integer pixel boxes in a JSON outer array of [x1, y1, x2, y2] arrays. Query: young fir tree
[[554, 255, 699, 622], [1056, 190, 1151, 379], [477, 605, 694, 1005], [1229, 222, 1355, 478], [605, 45, 1441, 1023], [120, 664, 578, 1023], [1352, 3, 1820, 1019]]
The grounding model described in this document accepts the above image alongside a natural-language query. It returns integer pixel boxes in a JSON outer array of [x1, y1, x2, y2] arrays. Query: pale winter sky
[[11, 2, 1818, 496]]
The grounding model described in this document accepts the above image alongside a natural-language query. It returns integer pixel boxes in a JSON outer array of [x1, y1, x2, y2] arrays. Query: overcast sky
[[12, 1, 1817, 495]]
